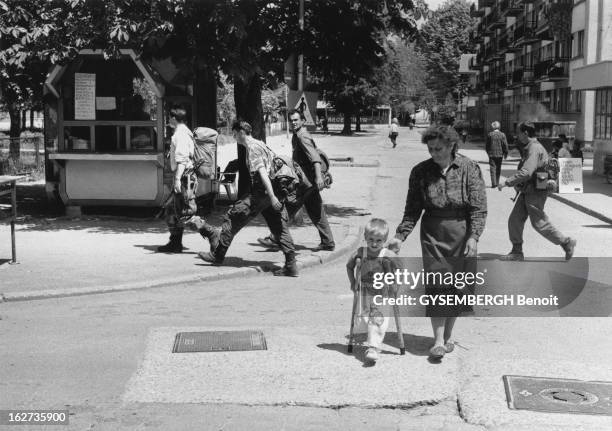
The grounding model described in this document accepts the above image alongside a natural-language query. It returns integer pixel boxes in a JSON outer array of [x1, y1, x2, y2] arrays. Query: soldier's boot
[[562, 237, 577, 261], [500, 243, 524, 261], [198, 231, 226, 265], [273, 253, 299, 277], [198, 222, 221, 253], [256, 235, 280, 249], [157, 228, 184, 253]]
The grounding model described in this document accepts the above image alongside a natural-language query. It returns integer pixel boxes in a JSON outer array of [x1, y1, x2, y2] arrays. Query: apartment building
[[464, 1, 580, 140], [464, 0, 612, 176], [570, 0, 612, 175]]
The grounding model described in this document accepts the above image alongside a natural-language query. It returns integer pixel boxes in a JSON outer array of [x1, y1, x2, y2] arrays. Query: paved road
[[1, 128, 611, 430]]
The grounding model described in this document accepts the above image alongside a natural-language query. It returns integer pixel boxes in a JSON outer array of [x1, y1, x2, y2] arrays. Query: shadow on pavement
[[324, 203, 371, 218], [194, 256, 278, 270], [383, 332, 433, 357]]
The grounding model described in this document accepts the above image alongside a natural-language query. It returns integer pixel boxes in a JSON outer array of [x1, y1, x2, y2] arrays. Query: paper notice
[[74, 73, 96, 120]]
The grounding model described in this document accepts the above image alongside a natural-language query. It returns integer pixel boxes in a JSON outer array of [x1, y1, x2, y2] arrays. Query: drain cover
[[172, 331, 267, 353], [503, 375, 612, 416]]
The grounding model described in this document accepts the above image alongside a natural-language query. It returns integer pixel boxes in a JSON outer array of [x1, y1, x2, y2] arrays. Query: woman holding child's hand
[[393, 125, 487, 360]]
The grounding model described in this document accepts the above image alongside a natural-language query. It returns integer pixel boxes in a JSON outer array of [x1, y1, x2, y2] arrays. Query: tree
[[375, 38, 432, 124], [1, 0, 422, 145], [303, 0, 420, 134], [415, 0, 475, 106]]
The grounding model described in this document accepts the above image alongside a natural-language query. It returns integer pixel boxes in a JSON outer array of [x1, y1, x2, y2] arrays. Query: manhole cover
[[503, 375, 612, 416], [172, 331, 267, 353]]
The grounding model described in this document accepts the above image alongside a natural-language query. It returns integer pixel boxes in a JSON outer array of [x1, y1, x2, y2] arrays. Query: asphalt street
[[1, 127, 611, 430]]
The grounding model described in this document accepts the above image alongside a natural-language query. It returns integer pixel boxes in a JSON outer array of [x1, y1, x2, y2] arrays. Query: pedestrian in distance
[[497, 121, 576, 261], [388, 125, 487, 361], [389, 117, 399, 148], [558, 135, 572, 158], [157, 107, 196, 253], [195, 121, 299, 277], [486, 121, 508, 188], [346, 218, 401, 365], [257, 109, 335, 252]]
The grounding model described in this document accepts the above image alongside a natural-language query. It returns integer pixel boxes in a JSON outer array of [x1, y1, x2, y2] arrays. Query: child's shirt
[[346, 247, 397, 295]]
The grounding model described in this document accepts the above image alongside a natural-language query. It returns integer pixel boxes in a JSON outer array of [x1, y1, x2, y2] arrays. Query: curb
[[549, 193, 612, 225], [0, 223, 363, 303]]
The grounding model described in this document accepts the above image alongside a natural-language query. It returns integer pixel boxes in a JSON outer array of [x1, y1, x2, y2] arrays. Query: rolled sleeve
[[174, 134, 193, 165]]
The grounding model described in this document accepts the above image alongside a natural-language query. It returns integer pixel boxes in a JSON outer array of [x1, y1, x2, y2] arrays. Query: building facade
[[570, 0, 612, 175], [464, 0, 612, 175], [464, 3, 580, 141]]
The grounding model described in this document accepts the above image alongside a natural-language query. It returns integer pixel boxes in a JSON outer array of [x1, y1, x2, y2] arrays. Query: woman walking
[[389, 125, 487, 360]]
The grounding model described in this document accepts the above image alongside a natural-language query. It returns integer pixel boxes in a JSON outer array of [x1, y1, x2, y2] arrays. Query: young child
[[346, 218, 398, 364]]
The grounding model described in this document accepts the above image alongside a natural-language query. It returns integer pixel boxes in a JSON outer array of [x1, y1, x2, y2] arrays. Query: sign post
[[287, 90, 318, 132]]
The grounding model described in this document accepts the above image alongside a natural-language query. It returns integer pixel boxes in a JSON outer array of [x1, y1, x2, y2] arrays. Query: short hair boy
[[346, 218, 397, 364]]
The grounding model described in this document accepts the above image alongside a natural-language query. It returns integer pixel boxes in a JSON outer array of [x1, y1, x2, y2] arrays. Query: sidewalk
[[464, 138, 612, 224], [0, 132, 380, 302]]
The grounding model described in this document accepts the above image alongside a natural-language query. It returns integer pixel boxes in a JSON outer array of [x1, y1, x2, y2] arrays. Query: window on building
[[572, 30, 585, 58], [570, 90, 582, 113], [594, 89, 612, 140]]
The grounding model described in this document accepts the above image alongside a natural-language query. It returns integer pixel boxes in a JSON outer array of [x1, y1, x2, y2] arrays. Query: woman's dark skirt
[[420, 214, 476, 317]]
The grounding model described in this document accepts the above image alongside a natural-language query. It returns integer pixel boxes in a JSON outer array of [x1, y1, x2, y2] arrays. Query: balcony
[[534, 58, 570, 81], [470, 3, 484, 17], [479, 19, 493, 36], [469, 56, 482, 71], [471, 29, 483, 44], [498, 32, 509, 53], [500, 0, 524, 17], [535, 10, 553, 41], [505, 26, 520, 52], [513, 19, 538, 46], [512, 66, 535, 87], [486, 8, 506, 32]]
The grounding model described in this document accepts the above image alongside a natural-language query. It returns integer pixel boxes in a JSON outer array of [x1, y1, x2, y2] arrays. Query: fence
[[0, 135, 45, 176]]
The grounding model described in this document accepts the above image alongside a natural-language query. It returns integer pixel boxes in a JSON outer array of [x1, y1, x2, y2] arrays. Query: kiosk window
[[61, 56, 159, 152]]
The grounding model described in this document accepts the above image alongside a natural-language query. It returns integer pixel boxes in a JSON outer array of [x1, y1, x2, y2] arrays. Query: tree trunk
[[233, 73, 266, 198], [30, 110, 34, 128], [21, 110, 26, 130], [194, 67, 217, 128], [8, 105, 21, 160], [355, 113, 361, 132], [233, 73, 266, 142], [341, 112, 352, 135]]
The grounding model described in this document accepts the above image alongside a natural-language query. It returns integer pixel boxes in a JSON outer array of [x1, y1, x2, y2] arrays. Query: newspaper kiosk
[[43, 49, 218, 209]]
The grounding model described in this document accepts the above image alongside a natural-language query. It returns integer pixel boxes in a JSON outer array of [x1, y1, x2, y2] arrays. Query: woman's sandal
[[429, 345, 446, 359]]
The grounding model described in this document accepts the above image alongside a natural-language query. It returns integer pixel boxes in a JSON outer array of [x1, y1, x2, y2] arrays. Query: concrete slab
[[458, 358, 612, 431], [123, 326, 458, 408]]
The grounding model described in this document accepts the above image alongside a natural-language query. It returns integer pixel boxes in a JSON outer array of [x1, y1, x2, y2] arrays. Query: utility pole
[[297, 0, 304, 92]]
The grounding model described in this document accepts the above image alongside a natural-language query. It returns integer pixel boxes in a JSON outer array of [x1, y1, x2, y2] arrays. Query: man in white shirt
[[158, 107, 195, 253]]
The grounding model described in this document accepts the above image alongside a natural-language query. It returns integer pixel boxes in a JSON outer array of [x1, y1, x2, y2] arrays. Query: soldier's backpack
[[192, 127, 217, 179], [271, 155, 304, 200], [316, 147, 333, 188]]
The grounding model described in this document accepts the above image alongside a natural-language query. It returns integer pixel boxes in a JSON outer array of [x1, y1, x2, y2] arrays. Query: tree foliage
[[302, 0, 420, 134], [415, 0, 475, 104], [1, 0, 423, 141]]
